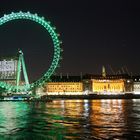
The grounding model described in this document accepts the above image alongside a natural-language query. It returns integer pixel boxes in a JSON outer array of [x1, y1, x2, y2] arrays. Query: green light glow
[[0, 11, 62, 92]]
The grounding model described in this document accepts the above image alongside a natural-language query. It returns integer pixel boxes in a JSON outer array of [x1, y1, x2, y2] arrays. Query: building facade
[[40, 74, 135, 95], [133, 76, 140, 94], [45, 82, 83, 95], [92, 79, 125, 94]]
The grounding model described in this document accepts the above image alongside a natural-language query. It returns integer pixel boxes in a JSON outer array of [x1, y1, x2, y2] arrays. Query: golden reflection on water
[[1, 99, 140, 139], [50, 100, 89, 139], [52, 99, 128, 139], [52, 100, 85, 117], [89, 99, 126, 138]]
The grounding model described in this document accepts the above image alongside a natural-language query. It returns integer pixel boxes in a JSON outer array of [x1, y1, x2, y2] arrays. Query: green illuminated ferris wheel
[[0, 11, 62, 92]]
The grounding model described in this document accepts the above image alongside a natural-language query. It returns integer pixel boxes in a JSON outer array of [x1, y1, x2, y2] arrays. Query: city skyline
[[0, 0, 140, 81]]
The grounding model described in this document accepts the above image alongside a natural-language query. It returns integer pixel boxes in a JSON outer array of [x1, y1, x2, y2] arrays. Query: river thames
[[0, 99, 140, 139]]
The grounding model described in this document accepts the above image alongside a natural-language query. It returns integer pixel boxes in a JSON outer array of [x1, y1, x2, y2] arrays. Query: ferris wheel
[[0, 11, 62, 92]]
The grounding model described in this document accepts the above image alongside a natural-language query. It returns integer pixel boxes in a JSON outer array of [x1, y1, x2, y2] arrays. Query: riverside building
[[43, 73, 133, 95], [44, 76, 84, 95], [46, 82, 83, 95], [83, 74, 132, 95], [92, 79, 125, 94], [133, 76, 140, 94]]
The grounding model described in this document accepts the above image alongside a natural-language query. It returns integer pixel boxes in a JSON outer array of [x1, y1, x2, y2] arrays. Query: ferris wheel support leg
[[16, 56, 21, 92], [21, 55, 29, 87]]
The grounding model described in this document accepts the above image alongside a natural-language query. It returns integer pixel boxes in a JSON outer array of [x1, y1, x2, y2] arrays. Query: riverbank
[[1, 94, 140, 101], [0, 95, 52, 102], [47, 94, 140, 100]]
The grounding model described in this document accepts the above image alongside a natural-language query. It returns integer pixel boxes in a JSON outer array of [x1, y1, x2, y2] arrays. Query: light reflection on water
[[0, 99, 140, 139]]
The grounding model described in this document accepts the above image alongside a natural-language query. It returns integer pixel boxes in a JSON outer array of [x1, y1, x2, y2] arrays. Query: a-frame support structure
[[16, 50, 29, 92]]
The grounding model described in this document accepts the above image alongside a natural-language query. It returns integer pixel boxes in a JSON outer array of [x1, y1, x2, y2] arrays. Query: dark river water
[[0, 99, 140, 140]]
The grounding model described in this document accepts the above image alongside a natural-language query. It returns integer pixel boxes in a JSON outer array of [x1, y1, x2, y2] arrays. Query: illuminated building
[[41, 74, 134, 95], [91, 68, 125, 93], [133, 76, 140, 94], [91, 75, 133, 94], [0, 58, 17, 93], [92, 79, 125, 93], [43, 75, 83, 95], [0, 58, 17, 83], [89, 67, 133, 94], [45, 82, 83, 95]]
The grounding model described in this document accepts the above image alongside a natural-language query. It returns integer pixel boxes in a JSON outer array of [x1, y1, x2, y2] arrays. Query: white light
[[134, 91, 140, 94]]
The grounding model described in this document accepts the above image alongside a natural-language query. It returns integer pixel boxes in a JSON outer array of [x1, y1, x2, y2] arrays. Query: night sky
[[0, 0, 140, 82]]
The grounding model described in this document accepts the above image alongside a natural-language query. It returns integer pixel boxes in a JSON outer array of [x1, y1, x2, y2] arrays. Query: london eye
[[0, 11, 62, 92]]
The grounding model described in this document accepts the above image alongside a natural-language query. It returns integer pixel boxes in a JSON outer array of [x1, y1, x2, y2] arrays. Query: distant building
[[43, 75, 84, 95], [0, 58, 18, 85], [92, 79, 125, 94], [93, 66, 125, 93], [45, 82, 83, 95], [133, 76, 140, 94], [42, 73, 134, 95], [91, 74, 133, 94]]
